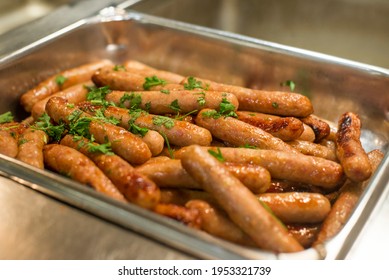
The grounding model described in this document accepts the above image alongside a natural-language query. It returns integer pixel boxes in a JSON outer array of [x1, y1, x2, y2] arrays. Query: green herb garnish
[[33, 113, 65, 141], [119, 92, 142, 109], [152, 116, 175, 129], [113, 65, 126, 71], [160, 89, 170, 94], [169, 99, 181, 113], [86, 86, 112, 105], [159, 131, 174, 159], [0, 111, 14, 123], [208, 147, 225, 163], [280, 80, 295, 92], [143, 75, 167, 90], [87, 142, 114, 155], [272, 102, 279, 109], [55, 75, 67, 87], [183, 76, 208, 90], [201, 98, 237, 119]]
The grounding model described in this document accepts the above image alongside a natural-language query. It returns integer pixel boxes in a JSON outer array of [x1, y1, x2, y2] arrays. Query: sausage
[[180, 76, 313, 117], [298, 124, 316, 142], [136, 157, 271, 193], [287, 224, 320, 249], [336, 112, 372, 182], [16, 127, 47, 169], [137, 130, 164, 156], [313, 149, 384, 246], [20, 59, 113, 112], [104, 89, 239, 115], [45, 97, 152, 165], [186, 200, 256, 247], [123, 60, 185, 83], [60, 134, 160, 209], [0, 123, 20, 158], [31, 81, 93, 120], [236, 111, 304, 141], [267, 180, 326, 194], [160, 189, 215, 206], [92, 66, 184, 91], [300, 115, 331, 142], [77, 103, 212, 147], [287, 140, 338, 161], [153, 203, 202, 229], [43, 144, 126, 202], [257, 192, 331, 224], [196, 108, 299, 153], [180, 145, 304, 253], [174, 146, 345, 189]]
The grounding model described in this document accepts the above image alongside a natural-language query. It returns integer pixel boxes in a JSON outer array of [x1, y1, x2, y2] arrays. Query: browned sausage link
[[186, 200, 257, 247], [136, 157, 271, 194], [267, 179, 327, 194], [43, 144, 126, 202], [21, 59, 113, 112], [160, 189, 215, 206], [180, 76, 313, 117], [45, 97, 152, 165], [336, 112, 372, 182], [175, 146, 344, 189], [313, 149, 384, 246], [123, 60, 185, 83], [153, 203, 202, 229], [180, 145, 304, 253], [31, 81, 93, 120], [92, 66, 184, 91], [236, 111, 304, 141], [105, 89, 239, 115], [137, 130, 164, 156], [60, 134, 160, 209], [0, 123, 20, 158], [287, 224, 321, 249], [77, 103, 212, 147], [300, 115, 331, 142], [16, 128, 47, 169], [287, 140, 338, 161], [196, 109, 299, 153], [298, 124, 316, 142], [257, 192, 331, 224]]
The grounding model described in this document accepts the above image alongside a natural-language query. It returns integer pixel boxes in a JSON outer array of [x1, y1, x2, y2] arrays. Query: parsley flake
[[160, 89, 170, 94], [119, 93, 142, 109], [33, 113, 65, 141], [143, 75, 167, 90], [280, 80, 296, 92], [0, 111, 14, 124], [152, 116, 174, 129], [183, 76, 207, 90], [208, 147, 225, 162], [55, 75, 68, 87], [113, 65, 126, 71], [169, 99, 181, 113]]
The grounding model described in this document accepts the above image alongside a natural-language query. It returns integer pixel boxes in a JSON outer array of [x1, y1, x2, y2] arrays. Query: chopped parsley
[[18, 139, 29, 145], [272, 102, 279, 109], [208, 147, 225, 162], [113, 65, 126, 71], [183, 76, 209, 90], [194, 91, 206, 106], [33, 113, 65, 141], [127, 109, 149, 137], [94, 109, 120, 125], [201, 98, 237, 119], [55, 75, 67, 87], [87, 141, 114, 155], [145, 101, 152, 112], [86, 86, 112, 107], [0, 111, 14, 124], [143, 75, 167, 90], [152, 116, 175, 129], [119, 92, 142, 109], [159, 131, 174, 159], [280, 80, 295, 92], [160, 89, 170, 94], [240, 144, 257, 149], [169, 99, 181, 113], [129, 123, 149, 137]]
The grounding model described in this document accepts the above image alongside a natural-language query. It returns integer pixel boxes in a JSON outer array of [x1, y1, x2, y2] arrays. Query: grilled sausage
[[300, 115, 331, 142], [298, 124, 316, 142], [16, 127, 47, 169], [180, 76, 313, 117], [175, 146, 344, 189], [45, 97, 152, 165], [313, 149, 384, 246], [0, 123, 20, 158], [196, 108, 299, 153], [43, 144, 126, 202], [21, 59, 113, 112], [236, 111, 304, 141], [180, 145, 304, 253], [31, 81, 93, 120], [60, 134, 160, 209], [153, 203, 202, 229], [287, 224, 321, 249], [257, 192, 331, 224], [287, 140, 338, 161], [77, 103, 212, 147], [136, 157, 271, 193], [336, 112, 372, 182], [104, 89, 239, 115]]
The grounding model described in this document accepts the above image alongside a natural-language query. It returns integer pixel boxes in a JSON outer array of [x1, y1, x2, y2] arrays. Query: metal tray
[[0, 8, 388, 260]]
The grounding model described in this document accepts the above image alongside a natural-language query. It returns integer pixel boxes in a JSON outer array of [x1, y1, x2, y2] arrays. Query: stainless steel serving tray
[[0, 8, 388, 260]]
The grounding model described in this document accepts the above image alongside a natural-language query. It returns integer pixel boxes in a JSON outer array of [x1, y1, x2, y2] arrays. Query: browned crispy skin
[[196, 109, 299, 153], [336, 112, 372, 182], [180, 145, 304, 253], [313, 149, 384, 246], [287, 139, 338, 161], [31, 81, 93, 120], [45, 97, 152, 165], [60, 135, 160, 209], [78, 103, 212, 147], [21, 59, 113, 112], [186, 200, 257, 247], [180, 76, 313, 117], [153, 203, 202, 229], [298, 124, 316, 142], [236, 111, 304, 141], [16, 128, 47, 169], [257, 192, 331, 224], [0, 122, 20, 158], [136, 157, 271, 193], [104, 89, 239, 115], [287, 224, 321, 249], [300, 115, 331, 142], [92, 66, 184, 91], [174, 146, 344, 189], [43, 144, 126, 202]]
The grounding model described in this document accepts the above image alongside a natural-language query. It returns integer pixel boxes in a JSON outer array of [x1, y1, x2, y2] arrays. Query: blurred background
[[0, 0, 388, 68]]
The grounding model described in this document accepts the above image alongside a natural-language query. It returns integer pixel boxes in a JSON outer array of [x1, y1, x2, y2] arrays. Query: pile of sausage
[[0, 59, 384, 254]]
